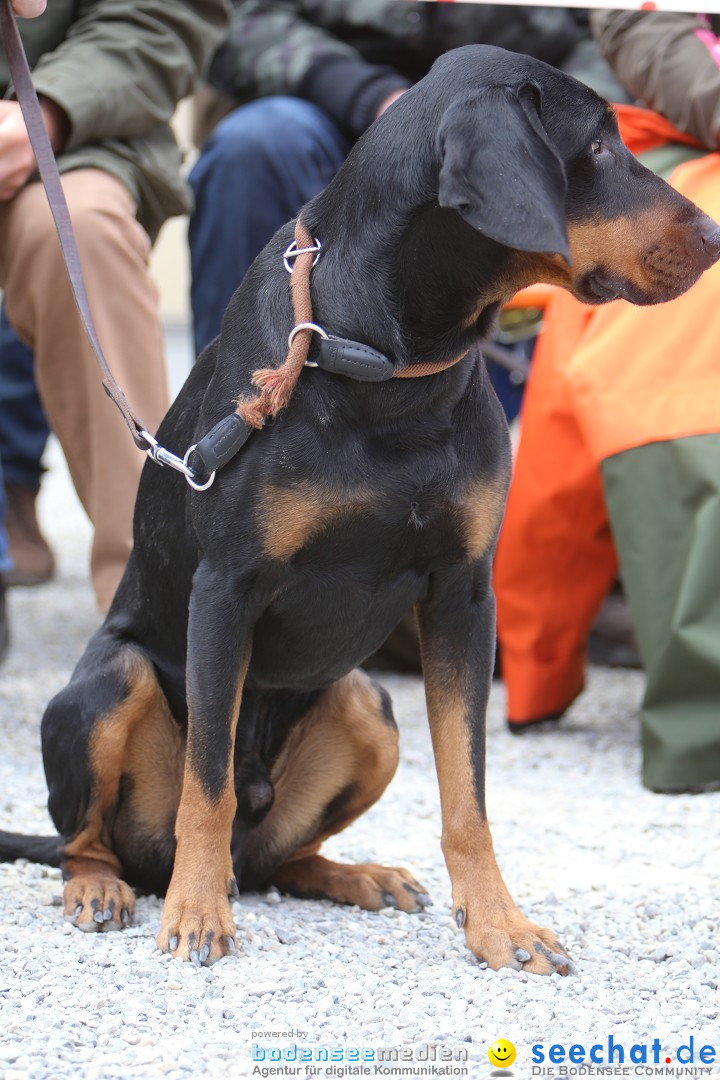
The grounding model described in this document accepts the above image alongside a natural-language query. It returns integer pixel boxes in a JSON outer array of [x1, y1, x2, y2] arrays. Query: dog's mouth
[[576, 264, 706, 307], [577, 270, 626, 304]]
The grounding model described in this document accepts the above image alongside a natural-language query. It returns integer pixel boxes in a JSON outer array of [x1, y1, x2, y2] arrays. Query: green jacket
[[207, 1, 608, 140], [1, 0, 228, 239]]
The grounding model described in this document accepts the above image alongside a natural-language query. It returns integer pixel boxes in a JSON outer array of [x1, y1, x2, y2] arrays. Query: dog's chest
[[248, 459, 504, 687], [256, 475, 463, 565], [249, 481, 452, 688]]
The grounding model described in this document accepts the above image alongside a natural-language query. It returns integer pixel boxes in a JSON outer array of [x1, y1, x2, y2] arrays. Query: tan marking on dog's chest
[[259, 483, 374, 560]]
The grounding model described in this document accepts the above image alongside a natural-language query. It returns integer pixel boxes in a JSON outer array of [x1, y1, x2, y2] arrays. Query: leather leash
[[0, 0, 468, 492]]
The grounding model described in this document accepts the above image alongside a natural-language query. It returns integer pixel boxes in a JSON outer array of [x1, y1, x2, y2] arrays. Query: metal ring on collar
[[182, 444, 216, 492], [288, 321, 328, 368], [283, 237, 322, 273]]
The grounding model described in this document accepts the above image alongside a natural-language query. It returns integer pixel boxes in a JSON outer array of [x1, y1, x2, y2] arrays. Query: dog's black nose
[[701, 226, 720, 265]]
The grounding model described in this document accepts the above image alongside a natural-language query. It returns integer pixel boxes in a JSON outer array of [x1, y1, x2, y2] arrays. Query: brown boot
[[3, 483, 55, 587]]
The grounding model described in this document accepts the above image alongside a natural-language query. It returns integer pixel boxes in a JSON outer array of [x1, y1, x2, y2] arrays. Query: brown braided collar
[[235, 219, 467, 430]]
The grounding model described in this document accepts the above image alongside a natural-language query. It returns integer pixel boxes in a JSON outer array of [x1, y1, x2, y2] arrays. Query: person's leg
[[603, 435, 720, 791], [0, 169, 170, 611], [0, 460, 11, 662], [0, 306, 50, 490], [189, 97, 350, 355], [0, 464, 10, 577], [0, 308, 55, 585]]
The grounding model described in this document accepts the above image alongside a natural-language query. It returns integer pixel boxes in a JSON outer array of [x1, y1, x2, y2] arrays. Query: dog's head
[[434, 49, 720, 305]]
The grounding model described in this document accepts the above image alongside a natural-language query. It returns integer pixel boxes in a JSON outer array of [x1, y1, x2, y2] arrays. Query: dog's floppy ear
[[437, 84, 570, 260]]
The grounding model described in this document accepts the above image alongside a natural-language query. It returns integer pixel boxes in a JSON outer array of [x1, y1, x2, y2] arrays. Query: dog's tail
[[0, 830, 63, 867]]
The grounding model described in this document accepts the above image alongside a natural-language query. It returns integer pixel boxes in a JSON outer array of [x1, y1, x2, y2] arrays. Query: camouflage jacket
[[207, 1, 598, 139]]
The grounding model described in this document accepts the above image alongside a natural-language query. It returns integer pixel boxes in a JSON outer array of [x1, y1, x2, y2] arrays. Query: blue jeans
[[189, 97, 350, 357], [0, 307, 50, 492], [0, 307, 51, 574], [0, 461, 10, 575]]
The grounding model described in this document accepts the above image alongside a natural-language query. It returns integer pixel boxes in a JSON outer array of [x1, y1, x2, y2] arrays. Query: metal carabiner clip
[[140, 430, 216, 492]]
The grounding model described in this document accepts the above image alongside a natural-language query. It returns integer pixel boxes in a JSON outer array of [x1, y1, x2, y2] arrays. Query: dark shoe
[[0, 582, 8, 663], [588, 586, 642, 669], [3, 483, 55, 587]]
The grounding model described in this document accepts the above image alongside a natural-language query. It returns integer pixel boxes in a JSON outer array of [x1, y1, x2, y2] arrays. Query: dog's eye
[[592, 138, 603, 155]]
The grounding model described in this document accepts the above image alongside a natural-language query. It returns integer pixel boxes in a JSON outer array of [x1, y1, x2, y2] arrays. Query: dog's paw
[[357, 865, 432, 913], [158, 896, 238, 965], [63, 874, 135, 933], [322, 862, 432, 913], [457, 907, 575, 975]]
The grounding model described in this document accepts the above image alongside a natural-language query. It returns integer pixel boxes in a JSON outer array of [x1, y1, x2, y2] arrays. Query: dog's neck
[[305, 198, 536, 375], [395, 203, 525, 366]]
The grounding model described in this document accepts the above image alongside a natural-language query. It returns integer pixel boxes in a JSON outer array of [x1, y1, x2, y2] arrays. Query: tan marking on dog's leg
[[158, 770, 239, 963], [158, 650, 250, 965], [250, 671, 396, 858], [62, 650, 167, 933], [247, 670, 431, 913], [118, 699, 185, 844], [425, 677, 572, 974], [272, 854, 430, 913]]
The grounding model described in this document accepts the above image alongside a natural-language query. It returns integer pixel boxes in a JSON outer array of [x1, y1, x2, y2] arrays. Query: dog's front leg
[[158, 562, 252, 965], [417, 556, 573, 975]]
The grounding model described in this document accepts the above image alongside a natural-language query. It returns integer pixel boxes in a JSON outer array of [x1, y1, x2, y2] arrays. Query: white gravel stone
[[1, 412, 719, 1077]]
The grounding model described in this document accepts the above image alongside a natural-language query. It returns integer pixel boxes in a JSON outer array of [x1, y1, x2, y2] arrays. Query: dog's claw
[[225, 936, 238, 956], [401, 883, 433, 909], [515, 948, 532, 963], [121, 908, 130, 926], [190, 949, 200, 966], [168, 934, 178, 953], [381, 891, 399, 909], [228, 877, 240, 901], [536, 941, 574, 972], [199, 943, 211, 965]]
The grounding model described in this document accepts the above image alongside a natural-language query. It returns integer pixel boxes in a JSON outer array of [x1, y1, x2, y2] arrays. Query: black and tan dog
[[2, 46, 719, 971]]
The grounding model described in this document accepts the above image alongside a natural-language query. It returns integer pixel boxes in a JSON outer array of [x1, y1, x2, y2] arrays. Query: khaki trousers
[[0, 170, 170, 610]]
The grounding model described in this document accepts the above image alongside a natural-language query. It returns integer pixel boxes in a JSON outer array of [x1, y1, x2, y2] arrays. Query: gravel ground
[[1, 373, 719, 1078]]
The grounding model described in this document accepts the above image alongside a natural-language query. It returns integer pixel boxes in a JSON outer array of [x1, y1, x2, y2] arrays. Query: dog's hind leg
[[42, 643, 180, 932], [241, 669, 431, 913]]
